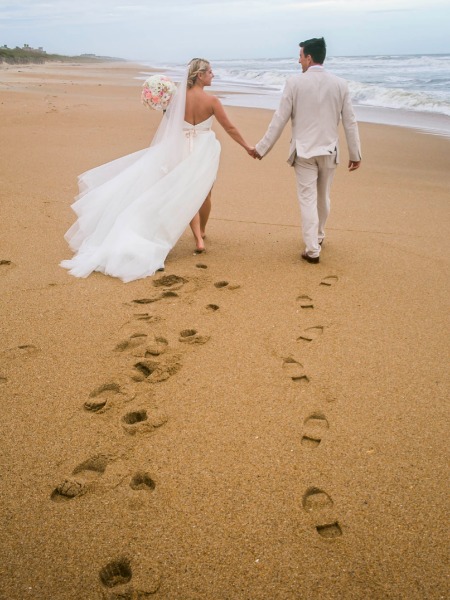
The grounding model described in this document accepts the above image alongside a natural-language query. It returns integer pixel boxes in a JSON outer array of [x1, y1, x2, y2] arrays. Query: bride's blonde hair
[[187, 58, 210, 89]]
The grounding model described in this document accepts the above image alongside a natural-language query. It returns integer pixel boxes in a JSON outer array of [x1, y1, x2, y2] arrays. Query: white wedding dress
[[60, 72, 220, 283]]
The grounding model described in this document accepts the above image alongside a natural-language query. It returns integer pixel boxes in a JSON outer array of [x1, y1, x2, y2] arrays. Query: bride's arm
[[211, 96, 254, 155]]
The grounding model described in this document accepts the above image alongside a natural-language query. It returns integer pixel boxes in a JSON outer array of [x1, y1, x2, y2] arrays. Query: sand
[[0, 62, 449, 600]]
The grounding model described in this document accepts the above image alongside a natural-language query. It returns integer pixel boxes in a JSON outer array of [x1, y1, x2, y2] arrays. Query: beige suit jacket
[[255, 67, 361, 166]]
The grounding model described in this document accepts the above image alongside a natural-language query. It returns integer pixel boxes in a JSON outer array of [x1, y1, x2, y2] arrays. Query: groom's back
[[289, 70, 349, 158]]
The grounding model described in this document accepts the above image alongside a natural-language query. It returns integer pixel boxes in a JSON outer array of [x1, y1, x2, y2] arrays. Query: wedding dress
[[60, 70, 220, 283]]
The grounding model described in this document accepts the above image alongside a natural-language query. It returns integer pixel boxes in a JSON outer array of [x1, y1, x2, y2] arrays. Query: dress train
[[60, 117, 220, 282]]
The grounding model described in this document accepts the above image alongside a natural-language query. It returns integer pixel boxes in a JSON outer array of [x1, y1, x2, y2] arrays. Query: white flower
[[141, 75, 177, 111]]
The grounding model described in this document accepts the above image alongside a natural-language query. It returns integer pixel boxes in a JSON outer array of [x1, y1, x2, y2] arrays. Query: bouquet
[[141, 74, 177, 111]]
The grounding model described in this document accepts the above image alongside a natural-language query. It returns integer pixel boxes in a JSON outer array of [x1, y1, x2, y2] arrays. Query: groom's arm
[[341, 83, 361, 163], [255, 78, 294, 159]]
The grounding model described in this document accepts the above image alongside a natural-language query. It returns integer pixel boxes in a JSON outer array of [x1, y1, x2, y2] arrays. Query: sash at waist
[[183, 128, 211, 152]]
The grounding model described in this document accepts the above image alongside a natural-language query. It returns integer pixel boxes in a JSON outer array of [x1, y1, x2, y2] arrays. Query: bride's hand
[[247, 147, 262, 160]]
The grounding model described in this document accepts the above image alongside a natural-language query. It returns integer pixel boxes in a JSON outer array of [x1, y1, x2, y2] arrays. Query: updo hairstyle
[[187, 58, 210, 89]]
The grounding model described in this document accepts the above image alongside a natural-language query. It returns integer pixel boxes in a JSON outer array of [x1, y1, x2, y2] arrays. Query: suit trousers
[[294, 154, 337, 258]]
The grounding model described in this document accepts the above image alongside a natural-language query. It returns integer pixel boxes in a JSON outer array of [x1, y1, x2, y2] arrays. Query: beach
[[0, 61, 449, 599]]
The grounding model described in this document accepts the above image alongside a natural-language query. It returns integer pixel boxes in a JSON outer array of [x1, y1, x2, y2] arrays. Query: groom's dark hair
[[299, 37, 326, 64]]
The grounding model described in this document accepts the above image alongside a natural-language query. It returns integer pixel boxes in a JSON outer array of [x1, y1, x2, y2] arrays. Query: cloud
[[0, 0, 447, 24], [1, 0, 448, 59]]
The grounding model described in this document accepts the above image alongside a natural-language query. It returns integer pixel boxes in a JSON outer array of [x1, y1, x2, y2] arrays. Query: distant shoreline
[[0, 47, 125, 65]]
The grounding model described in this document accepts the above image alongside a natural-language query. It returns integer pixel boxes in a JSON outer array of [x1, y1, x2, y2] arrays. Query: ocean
[[141, 54, 450, 136]]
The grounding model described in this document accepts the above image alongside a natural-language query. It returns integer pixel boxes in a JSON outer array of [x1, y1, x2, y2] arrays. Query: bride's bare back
[[184, 86, 214, 125], [184, 62, 253, 151]]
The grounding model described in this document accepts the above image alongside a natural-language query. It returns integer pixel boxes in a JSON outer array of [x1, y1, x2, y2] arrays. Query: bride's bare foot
[[194, 238, 205, 254]]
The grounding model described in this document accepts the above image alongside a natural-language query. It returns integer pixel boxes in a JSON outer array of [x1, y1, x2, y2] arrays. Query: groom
[[253, 37, 361, 263]]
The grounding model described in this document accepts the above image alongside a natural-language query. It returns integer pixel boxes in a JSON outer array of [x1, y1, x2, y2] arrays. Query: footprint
[[132, 313, 159, 322], [206, 304, 219, 312], [153, 274, 186, 289], [114, 333, 147, 353], [302, 487, 333, 511], [1, 344, 40, 359], [144, 336, 168, 356], [316, 522, 343, 538], [130, 355, 181, 383], [130, 472, 156, 491], [282, 357, 310, 384], [130, 354, 181, 383], [320, 275, 338, 287], [72, 455, 109, 480], [130, 360, 160, 381], [297, 325, 324, 342], [99, 557, 160, 597], [301, 412, 329, 448], [0, 375, 7, 384], [179, 329, 210, 345], [50, 478, 87, 502], [51, 455, 110, 502], [132, 296, 160, 304], [131, 291, 179, 305], [302, 487, 342, 539], [297, 295, 314, 309], [122, 410, 148, 424], [196, 263, 208, 269], [84, 382, 136, 413], [99, 558, 132, 588], [214, 280, 240, 290], [0, 259, 14, 274], [121, 407, 167, 435], [122, 409, 148, 433], [214, 280, 229, 288]]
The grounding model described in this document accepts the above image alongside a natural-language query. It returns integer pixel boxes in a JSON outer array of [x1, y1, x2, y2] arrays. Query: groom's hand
[[247, 147, 260, 159], [348, 160, 361, 171], [246, 147, 262, 160]]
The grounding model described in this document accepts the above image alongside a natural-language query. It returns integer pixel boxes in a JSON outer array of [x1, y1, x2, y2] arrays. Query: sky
[[1, 0, 449, 62]]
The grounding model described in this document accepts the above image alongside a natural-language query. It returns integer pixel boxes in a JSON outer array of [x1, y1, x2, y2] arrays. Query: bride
[[60, 58, 255, 283]]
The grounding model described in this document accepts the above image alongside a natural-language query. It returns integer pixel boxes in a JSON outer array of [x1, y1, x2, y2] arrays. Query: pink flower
[[141, 75, 176, 110]]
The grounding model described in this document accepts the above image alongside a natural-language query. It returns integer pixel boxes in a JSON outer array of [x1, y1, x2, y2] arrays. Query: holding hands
[[246, 146, 262, 160]]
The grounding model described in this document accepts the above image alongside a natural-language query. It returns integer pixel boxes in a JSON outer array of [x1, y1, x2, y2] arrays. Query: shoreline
[[3, 59, 450, 137], [1, 61, 449, 600]]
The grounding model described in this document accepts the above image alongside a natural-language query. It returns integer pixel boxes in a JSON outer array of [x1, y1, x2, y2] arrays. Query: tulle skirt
[[60, 129, 220, 282]]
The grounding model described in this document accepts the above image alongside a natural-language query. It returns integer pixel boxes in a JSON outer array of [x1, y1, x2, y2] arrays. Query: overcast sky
[[1, 0, 449, 62]]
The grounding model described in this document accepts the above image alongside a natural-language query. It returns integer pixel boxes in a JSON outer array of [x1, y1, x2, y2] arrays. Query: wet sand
[[0, 62, 449, 599]]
